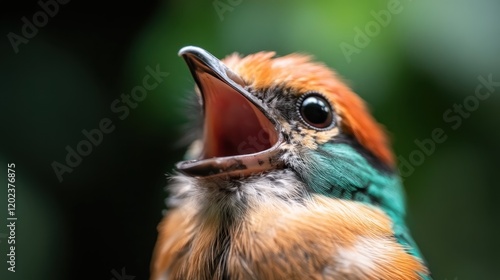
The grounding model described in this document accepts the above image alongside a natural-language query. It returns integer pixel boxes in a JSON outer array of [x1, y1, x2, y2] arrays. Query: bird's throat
[[202, 74, 277, 159]]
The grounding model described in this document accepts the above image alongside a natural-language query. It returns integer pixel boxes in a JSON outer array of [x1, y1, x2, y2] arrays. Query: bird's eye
[[298, 93, 334, 130]]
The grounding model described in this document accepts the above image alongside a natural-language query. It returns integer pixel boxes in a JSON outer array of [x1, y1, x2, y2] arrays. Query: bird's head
[[174, 46, 404, 218]]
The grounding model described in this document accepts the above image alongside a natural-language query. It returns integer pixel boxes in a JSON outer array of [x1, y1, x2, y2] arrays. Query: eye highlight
[[298, 93, 335, 130]]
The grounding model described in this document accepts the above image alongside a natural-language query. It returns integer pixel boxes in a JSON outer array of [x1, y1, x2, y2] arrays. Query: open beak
[[176, 46, 284, 178]]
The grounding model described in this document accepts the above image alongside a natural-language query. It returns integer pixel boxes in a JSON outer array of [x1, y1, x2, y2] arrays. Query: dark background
[[1, 0, 499, 279]]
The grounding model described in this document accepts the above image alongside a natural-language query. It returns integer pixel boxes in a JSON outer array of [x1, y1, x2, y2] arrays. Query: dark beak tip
[[178, 46, 217, 64], [178, 46, 225, 76], [178, 46, 200, 57]]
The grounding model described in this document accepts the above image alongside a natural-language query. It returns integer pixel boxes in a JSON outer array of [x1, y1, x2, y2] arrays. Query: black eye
[[298, 94, 334, 129]]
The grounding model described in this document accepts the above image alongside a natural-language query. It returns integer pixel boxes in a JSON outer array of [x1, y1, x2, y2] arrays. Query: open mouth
[[176, 46, 283, 177]]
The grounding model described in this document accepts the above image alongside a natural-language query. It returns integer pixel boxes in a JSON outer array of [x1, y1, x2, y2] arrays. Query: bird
[[150, 46, 431, 280]]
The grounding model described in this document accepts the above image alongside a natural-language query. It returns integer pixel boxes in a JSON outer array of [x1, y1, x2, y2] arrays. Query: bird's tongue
[[200, 73, 277, 159]]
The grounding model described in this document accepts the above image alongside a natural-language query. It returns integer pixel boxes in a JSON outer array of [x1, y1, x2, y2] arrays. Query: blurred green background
[[1, 0, 499, 279]]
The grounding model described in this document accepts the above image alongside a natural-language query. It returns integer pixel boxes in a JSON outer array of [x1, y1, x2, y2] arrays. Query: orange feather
[[151, 195, 426, 279]]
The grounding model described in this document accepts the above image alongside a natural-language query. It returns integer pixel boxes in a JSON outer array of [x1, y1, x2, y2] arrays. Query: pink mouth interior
[[198, 73, 278, 159]]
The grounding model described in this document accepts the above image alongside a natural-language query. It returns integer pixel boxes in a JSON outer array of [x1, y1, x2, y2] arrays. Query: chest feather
[[151, 195, 427, 280]]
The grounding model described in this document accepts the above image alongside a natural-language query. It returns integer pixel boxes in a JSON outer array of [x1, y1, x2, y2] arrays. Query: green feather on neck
[[298, 142, 428, 273]]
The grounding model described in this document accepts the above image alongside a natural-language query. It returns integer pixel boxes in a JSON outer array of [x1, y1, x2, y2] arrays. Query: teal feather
[[300, 142, 431, 279]]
